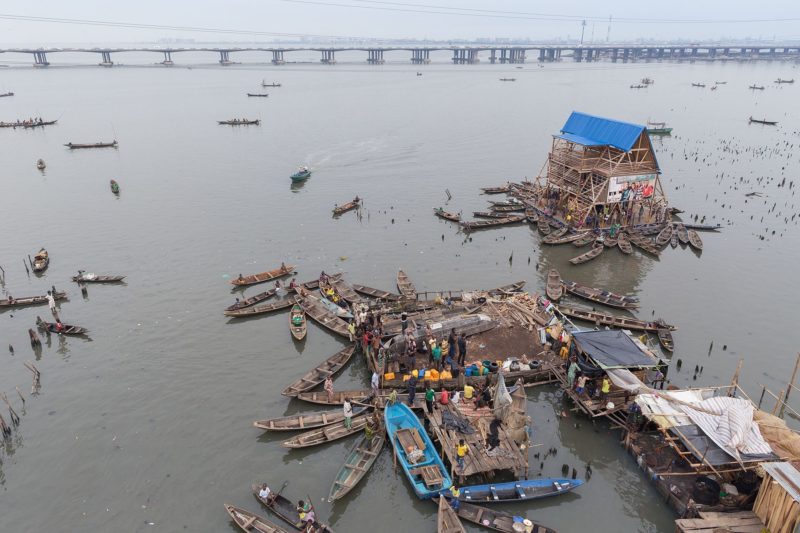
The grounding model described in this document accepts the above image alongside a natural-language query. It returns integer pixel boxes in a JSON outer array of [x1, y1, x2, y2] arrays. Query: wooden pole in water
[[780, 353, 800, 418], [758, 386, 766, 409], [772, 390, 786, 416], [728, 359, 743, 397]]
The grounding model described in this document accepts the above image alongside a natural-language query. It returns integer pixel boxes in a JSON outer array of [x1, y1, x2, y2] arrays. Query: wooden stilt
[[780, 353, 800, 417]]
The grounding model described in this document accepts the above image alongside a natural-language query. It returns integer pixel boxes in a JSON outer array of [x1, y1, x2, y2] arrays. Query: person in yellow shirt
[[463, 384, 474, 400], [447, 484, 461, 510], [601, 377, 611, 401], [456, 439, 469, 472], [559, 344, 569, 360]]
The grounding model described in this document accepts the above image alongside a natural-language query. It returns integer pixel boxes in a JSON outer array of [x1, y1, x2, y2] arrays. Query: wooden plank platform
[[552, 363, 634, 419], [425, 403, 526, 479], [675, 510, 766, 533]]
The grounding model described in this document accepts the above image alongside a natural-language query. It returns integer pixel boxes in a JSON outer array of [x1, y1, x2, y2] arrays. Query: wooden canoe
[[460, 215, 525, 230], [542, 227, 568, 243], [544, 231, 588, 245], [254, 406, 367, 432], [252, 486, 334, 532], [289, 304, 307, 341], [330, 278, 361, 303], [459, 477, 583, 504], [351, 284, 401, 301], [298, 294, 351, 337], [438, 496, 466, 533], [32, 249, 49, 273], [687, 229, 703, 250], [327, 431, 385, 502], [569, 244, 604, 265], [603, 234, 618, 247], [628, 233, 661, 256], [296, 389, 374, 406], [281, 346, 355, 396], [655, 224, 673, 247], [333, 197, 360, 216], [486, 280, 526, 296], [231, 264, 295, 287], [0, 291, 66, 309], [434, 208, 460, 222], [572, 233, 596, 247], [489, 199, 522, 207], [561, 280, 639, 310], [396, 269, 416, 299], [480, 185, 510, 194], [525, 208, 539, 223], [224, 503, 292, 533], [218, 119, 260, 125], [446, 500, 557, 533], [658, 328, 674, 352], [670, 231, 679, 248], [676, 223, 689, 244], [618, 232, 633, 254], [71, 274, 125, 283], [226, 288, 277, 312], [281, 411, 371, 448], [490, 204, 525, 213], [36, 319, 88, 335], [537, 219, 551, 235], [556, 305, 675, 332], [224, 297, 296, 317], [247, 93, 269, 97], [64, 141, 118, 149], [545, 269, 562, 301], [473, 211, 511, 219]]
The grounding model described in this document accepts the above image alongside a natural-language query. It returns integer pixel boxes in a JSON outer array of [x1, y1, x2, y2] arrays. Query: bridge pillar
[[490, 49, 497, 63], [219, 50, 232, 65], [611, 48, 618, 62], [99, 51, 113, 67], [709, 48, 716, 59], [467, 49, 479, 64], [272, 50, 285, 65], [321, 49, 336, 64], [622, 48, 629, 62], [538, 49, 545, 62], [499, 48, 508, 63], [367, 49, 384, 64], [33, 51, 50, 67], [161, 51, 174, 66], [691, 47, 698, 57], [510, 48, 524, 63], [723, 48, 730, 56], [575, 48, 583, 62]]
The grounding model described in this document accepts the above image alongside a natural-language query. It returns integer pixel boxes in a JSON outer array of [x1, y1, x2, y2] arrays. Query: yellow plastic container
[[384, 372, 396, 381]]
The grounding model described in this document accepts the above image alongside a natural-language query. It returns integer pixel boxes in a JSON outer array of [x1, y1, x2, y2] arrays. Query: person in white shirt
[[371, 372, 379, 394], [258, 483, 272, 501], [46, 291, 56, 312], [343, 398, 353, 429]]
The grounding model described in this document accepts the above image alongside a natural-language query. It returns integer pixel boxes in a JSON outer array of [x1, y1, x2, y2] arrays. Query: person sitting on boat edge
[[55, 320, 65, 333], [258, 483, 274, 503], [6, 295, 13, 305]]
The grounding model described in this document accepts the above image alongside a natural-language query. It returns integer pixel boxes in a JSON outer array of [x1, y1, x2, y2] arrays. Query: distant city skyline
[[1, 0, 799, 44]]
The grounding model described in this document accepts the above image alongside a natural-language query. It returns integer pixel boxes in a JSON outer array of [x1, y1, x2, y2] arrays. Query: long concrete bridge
[[2, 44, 799, 67]]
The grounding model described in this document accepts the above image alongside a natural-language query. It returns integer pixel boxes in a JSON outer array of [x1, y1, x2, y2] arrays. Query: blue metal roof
[[558, 111, 645, 151]]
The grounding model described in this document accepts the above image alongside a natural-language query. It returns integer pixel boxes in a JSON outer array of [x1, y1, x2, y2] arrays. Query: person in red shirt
[[440, 388, 450, 405]]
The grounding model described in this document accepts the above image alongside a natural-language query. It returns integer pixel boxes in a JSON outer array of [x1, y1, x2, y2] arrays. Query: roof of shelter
[[572, 329, 659, 369], [557, 111, 646, 152]]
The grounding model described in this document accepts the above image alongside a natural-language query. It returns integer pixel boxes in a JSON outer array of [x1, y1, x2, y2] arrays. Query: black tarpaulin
[[572, 329, 658, 369]]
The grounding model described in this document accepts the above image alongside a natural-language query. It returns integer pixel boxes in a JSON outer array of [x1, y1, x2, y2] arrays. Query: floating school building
[[533, 111, 670, 229]]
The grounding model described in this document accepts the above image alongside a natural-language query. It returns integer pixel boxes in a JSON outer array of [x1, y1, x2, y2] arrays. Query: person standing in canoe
[[347, 320, 355, 342], [46, 291, 56, 313], [342, 398, 353, 429], [324, 376, 334, 403]]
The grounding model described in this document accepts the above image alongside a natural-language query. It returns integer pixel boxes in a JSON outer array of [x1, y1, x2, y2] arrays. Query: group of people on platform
[[539, 186, 670, 230]]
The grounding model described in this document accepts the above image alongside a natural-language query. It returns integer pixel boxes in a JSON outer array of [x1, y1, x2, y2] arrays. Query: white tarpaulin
[[606, 368, 646, 392], [636, 392, 773, 463], [493, 374, 513, 421]]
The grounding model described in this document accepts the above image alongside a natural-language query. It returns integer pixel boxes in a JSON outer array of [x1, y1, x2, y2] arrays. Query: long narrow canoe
[[330, 278, 361, 303], [542, 227, 569, 243], [224, 297, 296, 318], [572, 233, 596, 247], [460, 478, 584, 504], [218, 119, 260, 125], [254, 406, 366, 432], [489, 199, 523, 208], [618, 232, 633, 254], [281, 346, 355, 396], [561, 280, 639, 310], [351, 284, 401, 301], [486, 280, 526, 296], [473, 211, 511, 219], [569, 245, 604, 265], [289, 304, 307, 341], [658, 328, 674, 352], [556, 304, 675, 332], [603, 234, 618, 247], [282, 411, 371, 448], [545, 269, 562, 301], [333, 197, 360, 216], [71, 274, 125, 283], [490, 204, 525, 213], [480, 185, 510, 194], [327, 431, 385, 502], [226, 288, 277, 312], [0, 291, 66, 309], [676, 223, 689, 244], [64, 141, 118, 149], [396, 270, 416, 299], [687, 229, 703, 250], [655, 224, 673, 247], [434, 208, 460, 222], [224, 504, 292, 533], [544, 231, 589, 245], [299, 294, 351, 337], [460, 215, 525, 230], [385, 402, 452, 499], [438, 496, 466, 533], [252, 486, 334, 532], [231, 264, 295, 287], [449, 500, 558, 533], [36, 319, 88, 335]]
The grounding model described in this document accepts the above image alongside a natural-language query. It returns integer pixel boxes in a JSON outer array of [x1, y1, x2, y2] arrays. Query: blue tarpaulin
[[557, 111, 645, 151], [572, 329, 658, 369]]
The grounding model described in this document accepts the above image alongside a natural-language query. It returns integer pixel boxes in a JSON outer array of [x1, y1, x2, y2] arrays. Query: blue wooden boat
[[290, 167, 311, 182], [459, 478, 584, 504], [384, 402, 452, 499]]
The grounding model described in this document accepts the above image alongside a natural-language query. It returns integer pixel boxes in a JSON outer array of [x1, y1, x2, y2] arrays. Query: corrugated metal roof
[[763, 462, 800, 502], [559, 111, 645, 151]]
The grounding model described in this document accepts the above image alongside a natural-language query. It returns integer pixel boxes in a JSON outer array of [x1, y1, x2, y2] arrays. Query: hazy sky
[[1, 0, 799, 44]]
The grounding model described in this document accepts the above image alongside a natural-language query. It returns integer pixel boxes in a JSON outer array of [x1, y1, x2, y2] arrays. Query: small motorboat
[[110, 179, 120, 194], [36, 159, 46, 170], [290, 166, 311, 182]]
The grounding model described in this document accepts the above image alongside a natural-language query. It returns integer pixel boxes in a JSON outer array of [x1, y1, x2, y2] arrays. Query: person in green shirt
[[425, 385, 435, 414], [432, 342, 442, 371]]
